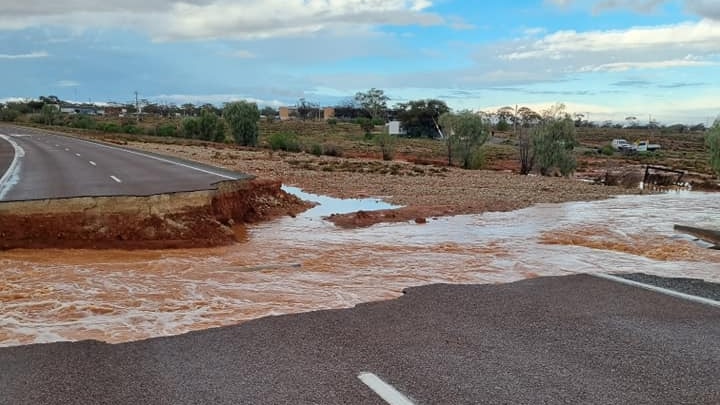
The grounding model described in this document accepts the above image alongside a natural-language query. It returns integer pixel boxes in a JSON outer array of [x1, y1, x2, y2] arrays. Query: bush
[[322, 144, 343, 157], [100, 123, 121, 133], [327, 118, 338, 126], [267, 132, 301, 152], [122, 124, 141, 134], [466, 147, 485, 170], [155, 123, 177, 137], [355, 117, 374, 134], [371, 117, 385, 126], [69, 116, 96, 129], [0, 109, 20, 122], [600, 144, 615, 156], [706, 120, 720, 177], [374, 132, 396, 161], [309, 143, 323, 156]]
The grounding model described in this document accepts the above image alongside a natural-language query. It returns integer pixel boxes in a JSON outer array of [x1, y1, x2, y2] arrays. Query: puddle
[[281, 185, 400, 218], [1, 190, 718, 347]]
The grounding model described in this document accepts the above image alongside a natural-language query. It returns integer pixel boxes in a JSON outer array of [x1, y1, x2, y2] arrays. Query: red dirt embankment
[[0, 178, 310, 250]]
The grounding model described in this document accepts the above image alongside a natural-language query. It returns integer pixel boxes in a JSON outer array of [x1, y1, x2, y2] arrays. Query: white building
[[386, 120, 406, 136]]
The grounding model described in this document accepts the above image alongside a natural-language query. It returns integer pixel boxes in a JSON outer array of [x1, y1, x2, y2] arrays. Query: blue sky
[[1, 0, 719, 123]]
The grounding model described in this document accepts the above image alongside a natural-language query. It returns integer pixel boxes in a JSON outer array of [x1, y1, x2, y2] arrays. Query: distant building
[[278, 106, 336, 121], [59, 104, 105, 116], [386, 120, 406, 136]]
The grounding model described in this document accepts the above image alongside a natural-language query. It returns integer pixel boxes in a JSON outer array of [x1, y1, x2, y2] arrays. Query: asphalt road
[[0, 125, 248, 201], [1, 275, 718, 405]]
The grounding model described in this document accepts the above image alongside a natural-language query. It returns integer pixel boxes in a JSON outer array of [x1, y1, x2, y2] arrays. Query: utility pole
[[134, 91, 140, 122]]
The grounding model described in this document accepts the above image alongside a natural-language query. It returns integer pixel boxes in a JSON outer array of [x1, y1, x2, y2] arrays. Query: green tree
[[396, 99, 450, 138], [706, 119, 720, 177], [439, 111, 490, 169], [354, 88, 389, 121], [224, 101, 260, 146], [531, 116, 577, 176], [182, 117, 199, 138], [40, 104, 59, 125], [197, 109, 222, 141]]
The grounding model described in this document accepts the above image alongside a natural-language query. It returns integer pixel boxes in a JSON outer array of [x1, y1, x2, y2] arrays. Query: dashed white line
[[75, 153, 81, 157], [89, 161, 96, 166], [65, 148, 70, 152], [55, 144, 60, 147], [110, 175, 122, 183], [358, 373, 415, 405]]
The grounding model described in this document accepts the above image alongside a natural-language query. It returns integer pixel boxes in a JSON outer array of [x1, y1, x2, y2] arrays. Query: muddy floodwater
[[1, 190, 718, 347]]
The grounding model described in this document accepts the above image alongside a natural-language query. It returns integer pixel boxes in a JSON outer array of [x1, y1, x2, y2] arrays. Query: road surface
[[1, 275, 718, 405], [0, 125, 247, 201]]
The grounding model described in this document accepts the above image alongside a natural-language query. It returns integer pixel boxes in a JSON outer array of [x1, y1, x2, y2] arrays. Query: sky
[[0, 0, 719, 124]]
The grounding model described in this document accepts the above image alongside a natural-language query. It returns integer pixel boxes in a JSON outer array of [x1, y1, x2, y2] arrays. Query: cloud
[[223, 50, 256, 59], [580, 57, 714, 71], [501, 20, 720, 60], [0, 0, 444, 41], [150, 93, 284, 107], [0, 51, 48, 59], [686, 0, 720, 20], [592, 0, 668, 14], [56, 80, 80, 87]]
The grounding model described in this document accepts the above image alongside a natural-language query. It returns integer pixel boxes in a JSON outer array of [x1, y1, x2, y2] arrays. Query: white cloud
[[0, 51, 48, 59], [580, 57, 715, 71], [56, 80, 80, 87], [151, 93, 284, 107], [501, 20, 720, 61], [0, 0, 443, 41]]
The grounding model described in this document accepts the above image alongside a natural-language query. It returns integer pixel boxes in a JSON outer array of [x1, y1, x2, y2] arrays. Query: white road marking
[[55, 144, 60, 147], [593, 273, 720, 308], [110, 175, 122, 183], [64, 148, 70, 151], [66, 136, 237, 180], [0, 134, 25, 200], [75, 153, 81, 157], [358, 373, 415, 405], [89, 161, 97, 166]]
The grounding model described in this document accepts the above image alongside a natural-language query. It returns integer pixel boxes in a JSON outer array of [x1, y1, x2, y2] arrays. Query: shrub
[[122, 124, 141, 134], [374, 132, 396, 161], [69, 116, 96, 129], [309, 143, 323, 156], [267, 132, 301, 152], [327, 118, 338, 126], [155, 124, 177, 137], [322, 144, 343, 157], [600, 144, 615, 156], [0, 109, 20, 122], [100, 123, 121, 133], [706, 120, 720, 177], [371, 117, 385, 126], [466, 147, 485, 170], [224, 101, 260, 146], [355, 117, 374, 134]]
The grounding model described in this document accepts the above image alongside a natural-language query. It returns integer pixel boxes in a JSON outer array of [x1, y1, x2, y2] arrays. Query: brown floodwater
[[1, 189, 718, 347]]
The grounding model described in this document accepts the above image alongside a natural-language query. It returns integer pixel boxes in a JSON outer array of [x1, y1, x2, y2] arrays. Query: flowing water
[[1, 190, 718, 347]]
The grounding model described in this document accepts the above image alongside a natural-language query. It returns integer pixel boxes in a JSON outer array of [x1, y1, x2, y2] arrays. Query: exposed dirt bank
[[0, 178, 310, 250]]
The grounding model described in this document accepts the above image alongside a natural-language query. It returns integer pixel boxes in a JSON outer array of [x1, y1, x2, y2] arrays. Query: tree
[[261, 106, 277, 118], [296, 98, 320, 120], [194, 109, 225, 141], [395, 99, 450, 138], [496, 106, 516, 131], [354, 88, 389, 122], [224, 101, 260, 146], [531, 116, 577, 176], [40, 104, 59, 125], [706, 119, 720, 178], [439, 111, 490, 169], [517, 107, 541, 128]]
